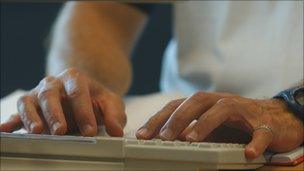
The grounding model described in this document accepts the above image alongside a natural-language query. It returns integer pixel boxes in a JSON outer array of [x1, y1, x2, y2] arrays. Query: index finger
[[185, 98, 234, 142], [159, 92, 218, 140], [0, 114, 23, 133]]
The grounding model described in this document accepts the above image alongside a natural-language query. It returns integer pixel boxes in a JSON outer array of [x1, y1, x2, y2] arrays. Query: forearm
[[46, 2, 147, 95]]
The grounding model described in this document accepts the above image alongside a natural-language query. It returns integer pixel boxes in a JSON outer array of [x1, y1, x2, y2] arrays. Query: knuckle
[[44, 76, 55, 82], [63, 73, 87, 99], [261, 113, 273, 124], [216, 98, 237, 107], [146, 115, 162, 128], [63, 68, 81, 78], [172, 114, 186, 123], [16, 96, 34, 126], [17, 95, 32, 106], [37, 88, 56, 101], [66, 85, 82, 99], [39, 76, 55, 85], [191, 91, 208, 102], [64, 80, 85, 99], [165, 100, 182, 111]]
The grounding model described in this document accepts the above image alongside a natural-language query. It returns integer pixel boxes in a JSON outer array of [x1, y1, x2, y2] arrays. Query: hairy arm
[[47, 2, 147, 95]]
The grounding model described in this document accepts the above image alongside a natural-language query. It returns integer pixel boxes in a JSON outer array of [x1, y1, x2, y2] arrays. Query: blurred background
[[0, 2, 172, 98]]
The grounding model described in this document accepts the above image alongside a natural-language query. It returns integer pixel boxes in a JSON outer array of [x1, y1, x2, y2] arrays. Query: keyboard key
[[0, 132, 266, 170], [162, 141, 175, 146], [174, 141, 190, 146], [198, 143, 212, 148], [190, 142, 200, 147], [142, 140, 157, 145], [125, 139, 138, 145]]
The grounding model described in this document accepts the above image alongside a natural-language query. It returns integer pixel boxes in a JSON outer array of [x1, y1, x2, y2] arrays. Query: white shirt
[[160, 1, 303, 98]]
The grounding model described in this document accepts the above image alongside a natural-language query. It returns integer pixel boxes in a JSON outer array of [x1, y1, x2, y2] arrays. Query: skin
[[46, 1, 147, 95], [0, 2, 303, 160], [0, 2, 147, 136], [0, 69, 127, 137], [135, 92, 304, 159]]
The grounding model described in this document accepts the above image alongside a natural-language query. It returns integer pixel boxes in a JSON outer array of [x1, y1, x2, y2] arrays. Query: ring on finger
[[253, 124, 274, 137]]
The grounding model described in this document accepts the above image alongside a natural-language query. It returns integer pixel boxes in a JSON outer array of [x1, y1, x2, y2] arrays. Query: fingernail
[[137, 128, 149, 137], [160, 129, 173, 140], [81, 124, 94, 136], [30, 122, 37, 133], [186, 131, 198, 141], [52, 122, 61, 134], [245, 147, 257, 159]]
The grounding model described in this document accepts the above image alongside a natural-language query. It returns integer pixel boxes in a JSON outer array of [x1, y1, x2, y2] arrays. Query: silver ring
[[253, 124, 274, 136]]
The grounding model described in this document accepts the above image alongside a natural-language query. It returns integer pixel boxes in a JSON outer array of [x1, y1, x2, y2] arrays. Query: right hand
[[0, 68, 127, 137]]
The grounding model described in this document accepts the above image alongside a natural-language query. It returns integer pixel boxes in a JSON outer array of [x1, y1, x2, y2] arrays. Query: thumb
[[0, 114, 23, 133], [245, 128, 273, 159]]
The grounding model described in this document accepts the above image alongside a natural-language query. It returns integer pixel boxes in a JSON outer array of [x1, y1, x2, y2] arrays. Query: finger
[[92, 98, 103, 126], [245, 129, 273, 159], [17, 95, 43, 133], [60, 100, 78, 133], [177, 120, 197, 141], [160, 92, 217, 140], [95, 92, 126, 137], [136, 98, 185, 140], [88, 77, 124, 136], [0, 114, 23, 132], [62, 70, 97, 136], [185, 98, 234, 142], [38, 78, 68, 135]]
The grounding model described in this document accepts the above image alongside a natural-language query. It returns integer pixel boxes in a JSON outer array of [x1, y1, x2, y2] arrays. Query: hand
[[0, 68, 126, 137], [136, 92, 303, 159]]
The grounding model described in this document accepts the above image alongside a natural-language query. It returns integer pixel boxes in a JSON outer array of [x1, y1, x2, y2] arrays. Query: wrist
[[273, 86, 304, 120]]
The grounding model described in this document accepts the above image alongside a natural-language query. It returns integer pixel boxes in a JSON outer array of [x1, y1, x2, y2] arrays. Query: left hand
[[136, 92, 303, 159]]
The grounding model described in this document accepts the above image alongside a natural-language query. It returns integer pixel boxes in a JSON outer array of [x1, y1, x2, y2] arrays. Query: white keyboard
[[0, 133, 265, 170]]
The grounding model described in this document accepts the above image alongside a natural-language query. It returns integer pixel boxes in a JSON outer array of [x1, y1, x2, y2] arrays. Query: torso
[[160, 1, 303, 98]]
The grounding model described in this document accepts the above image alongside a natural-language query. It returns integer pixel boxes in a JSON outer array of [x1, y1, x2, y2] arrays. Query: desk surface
[[259, 162, 303, 171]]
